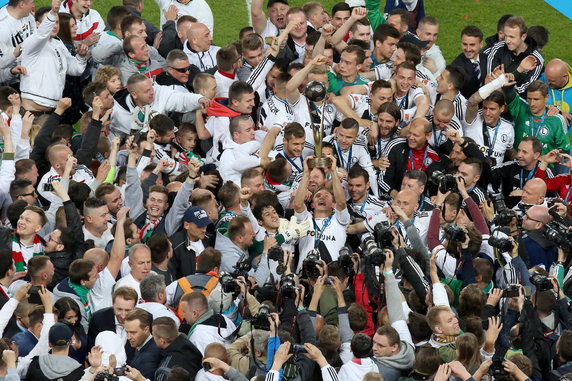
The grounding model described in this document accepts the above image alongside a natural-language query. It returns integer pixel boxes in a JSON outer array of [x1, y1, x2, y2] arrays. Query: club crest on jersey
[[501, 134, 508, 143], [538, 127, 549, 137]]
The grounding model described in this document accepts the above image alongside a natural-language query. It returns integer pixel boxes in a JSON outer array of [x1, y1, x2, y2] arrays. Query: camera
[[303, 250, 322, 278], [268, 246, 283, 261], [431, 170, 457, 194], [530, 272, 552, 292], [279, 274, 298, 299], [114, 366, 127, 376], [358, 236, 386, 267], [94, 371, 119, 381], [43, 183, 54, 192], [490, 193, 519, 226], [444, 224, 466, 242], [502, 285, 520, 298], [290, 344, 307, 354], [488, 236, 513, 253], [338, 246, 355, 277], [373, 221, 394, 249], [251, 304, 271, 330], [220, 273, 241, 295], [488, 360, 510, 381], [544, 223, 572, 253]]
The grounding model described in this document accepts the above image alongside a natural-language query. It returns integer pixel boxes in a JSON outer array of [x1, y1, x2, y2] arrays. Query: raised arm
[[330, 162, 346, 212], [286, 54, 327, 99], [293, 157, 312, 213], [251, 0, 268, 35], [108, 206, 129, 278], [330, 8, 367, 47], [0, 116, 15, 195]]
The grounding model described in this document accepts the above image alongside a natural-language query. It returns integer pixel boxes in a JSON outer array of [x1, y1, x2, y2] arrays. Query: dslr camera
[[490, 193, 519, 226], [358, 236, 386, 267], [488, 233, 513, 253], [431, 170, 458, 194], [530, 272, 552, 292], [373, 221, 394, 249], [303, 250, 322, 278], [444, 224, 466, 242], [279, 274, 299, 299]]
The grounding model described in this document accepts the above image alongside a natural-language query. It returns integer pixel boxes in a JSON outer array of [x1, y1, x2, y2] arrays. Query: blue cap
[[183, 206, 213, 227], [49, 323, 73, 345]]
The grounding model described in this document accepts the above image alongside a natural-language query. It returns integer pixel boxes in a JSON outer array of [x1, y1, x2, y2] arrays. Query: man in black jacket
[[170, 206, 213, 279], [452, 25, 488, 99], [87, 287, 138, 350], [152, 317, 202, 381], [486, 16, 543, 97], [124, 309, 162, 380], [158, 14, 196, 59]]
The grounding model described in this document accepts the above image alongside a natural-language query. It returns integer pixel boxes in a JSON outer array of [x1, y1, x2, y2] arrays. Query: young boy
[[172, 123, 203, 166], [95, 65, 122, 95]]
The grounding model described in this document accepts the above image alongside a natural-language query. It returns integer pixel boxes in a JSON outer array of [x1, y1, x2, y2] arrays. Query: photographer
[[198, 343, 248, 381], [519, 205, 556, 269]]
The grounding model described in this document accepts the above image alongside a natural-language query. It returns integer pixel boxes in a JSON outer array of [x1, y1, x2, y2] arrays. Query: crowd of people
[[0, 0, 570, 380]]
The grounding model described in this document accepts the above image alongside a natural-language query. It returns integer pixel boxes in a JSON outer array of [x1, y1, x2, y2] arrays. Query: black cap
[[267, 0, 288, 9], [400, 34, 430, 50], [49, 323, 73, 346]]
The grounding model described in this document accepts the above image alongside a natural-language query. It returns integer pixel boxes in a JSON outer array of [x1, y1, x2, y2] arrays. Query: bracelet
[[383, 271, 392, 275], [188, 174, 199, 180]]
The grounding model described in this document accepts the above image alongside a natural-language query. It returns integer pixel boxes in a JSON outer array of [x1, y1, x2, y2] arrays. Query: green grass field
[[41, 0, 572, 64]]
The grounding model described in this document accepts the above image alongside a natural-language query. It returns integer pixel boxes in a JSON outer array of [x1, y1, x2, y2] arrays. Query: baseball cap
[[400, 34, 430, 50], [49, 323, 73, 346], [183, 206, 213, 227], [267, 0, 288, 9]]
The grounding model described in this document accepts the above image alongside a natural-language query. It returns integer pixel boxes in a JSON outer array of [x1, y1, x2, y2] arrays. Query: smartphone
[[265, 36, 274, 45], [558, 154, 569, 164], [202, 362, 212, 372], [43, 183, 54, 192]]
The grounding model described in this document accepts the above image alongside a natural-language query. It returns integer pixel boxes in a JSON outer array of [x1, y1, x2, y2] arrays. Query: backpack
[[175, 275, 219, 319]]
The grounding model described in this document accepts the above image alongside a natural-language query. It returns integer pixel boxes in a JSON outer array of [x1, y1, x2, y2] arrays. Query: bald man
[[183, 22, 220, 72], [391, 189, 430, 246], [544, 58, 572, 124], [428, 99, 463, 155], [520, 204, 556, 269], [520, 178, 546, 206]]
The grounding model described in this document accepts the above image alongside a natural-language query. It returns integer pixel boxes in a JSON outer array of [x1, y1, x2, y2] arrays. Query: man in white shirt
[[183, 23, 219, 73], [416, 17, 446, 76], [0, 0, 35, 49], [251, 0, 289, 39], [82, 198, 113, 250], [180, 292, 235, 355], [214, 45, 242, 98], [293, 156, 350, 270], [219, 115, 274, 185], [436, 65, 468, 122], [137, 274, 179, 327], [115, 243, 153, 300]]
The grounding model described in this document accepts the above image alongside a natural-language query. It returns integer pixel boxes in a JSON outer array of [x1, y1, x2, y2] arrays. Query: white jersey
[[450, 92, 468, 123], [348, 195, 388, 233], [59, 1, 105, 46], [394, 86, 425, 128], [0, 7, 35, 48], [347, 94, 376, 122], [259, 94, 295, 130], [295, 208, 351, 271], [155, 0, 214, 35], [432, 245, 457, 279], [38, 165, 96, 205], [395, 211, 430, 247], [427, 114, 463, 149], [463, 111, 514, 165], [183, 42, 219, 72], [374, 61, 392, 81], [259, 18, 281, 39], [214, 70, 237, 98]]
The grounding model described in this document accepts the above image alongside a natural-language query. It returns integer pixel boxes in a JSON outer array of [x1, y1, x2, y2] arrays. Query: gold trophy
[[305, 80, 332, 169]]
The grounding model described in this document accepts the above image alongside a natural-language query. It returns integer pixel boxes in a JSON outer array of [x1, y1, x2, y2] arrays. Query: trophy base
[[308, 157, 332, 169]]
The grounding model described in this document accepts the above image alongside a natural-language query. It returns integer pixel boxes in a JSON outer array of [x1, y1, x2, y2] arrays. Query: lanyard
[[397, 94, 408, 109], [409, 146, 428, 171], [337, 143, 353, 172], [529, 110, 546, 138], [432, 125, 445, 147], [519, 163, 538, 189], [566, 185, 572, 202], [283, 152, 302, 173], [313, 215, 333, 248], [418, 194, 425, 212], [483, 119, 501, 157], [352, 199, 367, 215]]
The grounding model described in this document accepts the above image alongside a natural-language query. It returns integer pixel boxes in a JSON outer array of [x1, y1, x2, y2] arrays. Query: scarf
[[176, 150, 202, 166], [430, 333, 457, 344], [68, 279, 91, 321], [129, 58, 149, 72], [12, 232, 43, 272], [139, 215, 162, 243]]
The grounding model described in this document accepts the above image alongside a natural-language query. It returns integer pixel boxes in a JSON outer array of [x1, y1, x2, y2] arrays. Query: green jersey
[[327, 71, 368, 96], [508, 93, 570, 154]]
